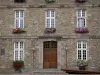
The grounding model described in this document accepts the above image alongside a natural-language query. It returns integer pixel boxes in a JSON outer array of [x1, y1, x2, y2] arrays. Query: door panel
[[43, 41, 57, 68]]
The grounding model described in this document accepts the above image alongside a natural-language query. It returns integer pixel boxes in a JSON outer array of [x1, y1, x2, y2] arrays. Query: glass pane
[[16, 11, 19, 18], [51, 19, 54, 28], [81, 18, 85, 27], [47, 10, 50, 17], [78, 50, 81, 59], [77, 10, 81, 17], [78, 42, 81, 48], [83, 42, 86, 48], [20, 42, 23, 49], [47, 19, 50, 28], [15, 51, 18, 60], [83, 50, 86, 60], [15, 42, 18, 49], [82, 10, 85, 17], [20, 11, 24, 18], [78, 18, 85, 27], [51, 10, 55, 17], [20, 50, 23, 60], [16, 19, 19, 28], [20, 19, 24, 28]]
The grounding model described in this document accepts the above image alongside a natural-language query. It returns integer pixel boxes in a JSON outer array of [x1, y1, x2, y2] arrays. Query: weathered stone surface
[[0, 0, 100, 73]]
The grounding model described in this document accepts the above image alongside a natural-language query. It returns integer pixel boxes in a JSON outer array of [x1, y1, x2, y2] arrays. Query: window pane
[[78, 50, 81, 59], [51, 19, 54, 28], [20, 42, 23, 49], [78, 18, 85, 27], [47, 10, 50, 17], [82, 10, 85, 17], [20, 50, 23, 60], [20, 19, 24, 28], [47, 19, 50, 27], [15, 51, 18, 60], [16, 19, 19, 28], [15, 42, 18, 49], [78, 42, 81, 48], [81, 18, 85, 27], [83, 42, 86, 48], [77, 10, 81, 17], [51, 10, 55, 17], [16, 11, 19, 18], [83, 50, 86, 60], [20, 11, 24, 18]]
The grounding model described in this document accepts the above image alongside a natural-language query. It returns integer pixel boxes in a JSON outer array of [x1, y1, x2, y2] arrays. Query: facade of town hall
[[0, 0, 100, 73]]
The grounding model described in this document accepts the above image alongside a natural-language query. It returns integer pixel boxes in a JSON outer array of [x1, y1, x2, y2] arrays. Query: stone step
[[30, 69, 67, 75]]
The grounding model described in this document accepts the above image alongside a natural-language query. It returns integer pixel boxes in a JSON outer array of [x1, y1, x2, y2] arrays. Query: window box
[[12, 28, 26, 34], [13, 60, 24, 72], [75, 27, 89, 33], [14, 0, 25, 3], [45, 28, 56, 33], [45, 0, 56, 3], [77, 60, 88, 70], [76, 0, 86, 3]]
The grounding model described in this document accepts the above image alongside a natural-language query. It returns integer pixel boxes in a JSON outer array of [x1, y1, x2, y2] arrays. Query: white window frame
[[14, 41, 24, 61], [76, 9, 86, 28], [45, 10, 55, 28], [15, 10, 24, 28], [77, 41, 87, 60]]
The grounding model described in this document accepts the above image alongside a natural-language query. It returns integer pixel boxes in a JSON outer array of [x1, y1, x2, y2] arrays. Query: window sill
[[75, 27, 89, 33]]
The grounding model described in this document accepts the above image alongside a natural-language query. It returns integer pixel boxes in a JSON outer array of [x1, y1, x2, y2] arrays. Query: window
[[46, 10, 55, 28], [14, 0, 25, 3], [77, 41, 87, 60], [77, 9, 86, 28], [15, 10, 24, 28], [14, 42, 24, 60]]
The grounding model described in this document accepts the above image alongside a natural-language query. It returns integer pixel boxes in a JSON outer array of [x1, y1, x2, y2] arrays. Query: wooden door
[[43, 41, 57, 68]]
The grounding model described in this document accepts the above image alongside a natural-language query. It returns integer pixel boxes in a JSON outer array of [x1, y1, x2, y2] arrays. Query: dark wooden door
[[43, 41, 57, 68]]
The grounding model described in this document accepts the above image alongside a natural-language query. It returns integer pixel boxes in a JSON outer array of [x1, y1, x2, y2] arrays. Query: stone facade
[[0, 0, 100, 73]]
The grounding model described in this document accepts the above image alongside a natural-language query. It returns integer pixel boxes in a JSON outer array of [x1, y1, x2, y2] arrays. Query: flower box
[[45, 28, 56, 33], [13, 60, 24, 72], [45, 0, 56, 3], [75, 27, 89, 33], [12, 28, 26, 34], [77, 60, 88, 70], [76, 0, 86, 3]]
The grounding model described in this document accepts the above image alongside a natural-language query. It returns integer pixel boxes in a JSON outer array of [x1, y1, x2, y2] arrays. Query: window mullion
[[54, 11, 55, 28], [19, 11, 21, 28], [81, 41, 83, 60], [50, 11, 51, 28], [18, 42, 20, 60], [86, 42, 87, 60], [14, 42, 15, 60], [77, 42, 78, 59]]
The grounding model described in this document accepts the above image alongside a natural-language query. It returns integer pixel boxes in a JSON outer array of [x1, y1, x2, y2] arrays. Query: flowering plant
[[45, 28, 56, 33], [12, 28, 26, 34], [77, 60, 88, 67], [13, 60, 24, 72], [76, 0, 86, 3], [45, 0, 56, 3], [75, 27, 89, 33]]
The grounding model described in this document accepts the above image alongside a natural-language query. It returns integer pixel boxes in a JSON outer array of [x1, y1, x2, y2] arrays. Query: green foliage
[[45, 0, 56, 3], [13, 60, 24, 67], [77, 60, 88, 67]]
